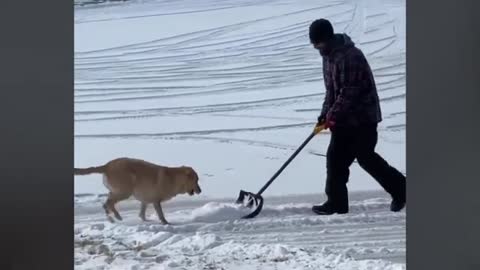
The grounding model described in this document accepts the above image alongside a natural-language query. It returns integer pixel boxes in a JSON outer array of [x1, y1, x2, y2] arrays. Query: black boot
[[390, 196, 406, 212], [312, 202, 348, 215], [390, 183, 406, 212]]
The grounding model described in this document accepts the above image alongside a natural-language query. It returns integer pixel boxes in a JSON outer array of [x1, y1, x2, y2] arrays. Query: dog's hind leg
[[102, 200, 115, 223], [153, 202, 169, 225], [105, 192, 130, 221], [139, 202, 149, 222]]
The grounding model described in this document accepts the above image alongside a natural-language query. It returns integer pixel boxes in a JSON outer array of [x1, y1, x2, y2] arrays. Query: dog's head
[[180, 166, 202, 196]]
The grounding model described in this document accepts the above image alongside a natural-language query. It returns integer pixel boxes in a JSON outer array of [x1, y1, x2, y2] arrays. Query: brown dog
[[74, 157, 201, 224]]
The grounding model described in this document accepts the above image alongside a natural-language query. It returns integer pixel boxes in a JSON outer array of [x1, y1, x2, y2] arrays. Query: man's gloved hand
[[324, 119, 335, 128], [314, 116, 335, 134], [313, 122, 325, 134]]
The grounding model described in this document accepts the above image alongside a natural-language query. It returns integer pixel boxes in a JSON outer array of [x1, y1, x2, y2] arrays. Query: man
[[309, 19, 406, 215]]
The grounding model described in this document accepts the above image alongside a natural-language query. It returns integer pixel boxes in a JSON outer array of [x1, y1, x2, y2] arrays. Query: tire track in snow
[[74, 122, 316, 138], [74, 92, 321, 117]]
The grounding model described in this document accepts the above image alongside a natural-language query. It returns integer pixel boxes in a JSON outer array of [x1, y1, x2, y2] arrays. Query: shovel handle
[[257, 127, 324, 195]]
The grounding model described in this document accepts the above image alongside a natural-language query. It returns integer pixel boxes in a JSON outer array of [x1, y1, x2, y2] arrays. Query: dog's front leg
[[139, 202, 149, 222], [153, 202, 169, 225]]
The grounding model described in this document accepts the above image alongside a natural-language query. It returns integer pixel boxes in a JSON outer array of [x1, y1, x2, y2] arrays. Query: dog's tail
[[74, 165, 106, 176]]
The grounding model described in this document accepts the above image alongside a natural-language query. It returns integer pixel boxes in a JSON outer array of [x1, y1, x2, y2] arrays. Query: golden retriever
[[74, 157, 201, 224]]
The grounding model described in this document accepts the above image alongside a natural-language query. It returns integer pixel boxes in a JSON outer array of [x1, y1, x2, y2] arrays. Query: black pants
[[325, 124, 406, 210]]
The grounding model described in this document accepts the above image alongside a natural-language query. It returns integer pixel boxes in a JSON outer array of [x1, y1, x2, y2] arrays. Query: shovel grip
[[313, 123, 326, 135]]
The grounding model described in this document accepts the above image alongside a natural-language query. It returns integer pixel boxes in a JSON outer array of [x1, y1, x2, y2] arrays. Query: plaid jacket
[[318, 34, 382, 127]]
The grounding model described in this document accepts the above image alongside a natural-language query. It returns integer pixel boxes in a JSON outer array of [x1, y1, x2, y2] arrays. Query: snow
[[75, 192, 405, 270], [75, 0, 405, 268]]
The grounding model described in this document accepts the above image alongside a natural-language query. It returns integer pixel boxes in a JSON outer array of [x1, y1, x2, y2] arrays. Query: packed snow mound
[[188, 202, 253, 222], [186, 198, 393, 221]]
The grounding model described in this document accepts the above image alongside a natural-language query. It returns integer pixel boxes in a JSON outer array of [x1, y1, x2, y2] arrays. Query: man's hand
[[314, 118, 335, 134], [313, 122, 326, 135]]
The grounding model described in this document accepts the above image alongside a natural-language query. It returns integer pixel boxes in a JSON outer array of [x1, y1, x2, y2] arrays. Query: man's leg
[[313, 128, 355, 215], [354, 125, 406, 211]]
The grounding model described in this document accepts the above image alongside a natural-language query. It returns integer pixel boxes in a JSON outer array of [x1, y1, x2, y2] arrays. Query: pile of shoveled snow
[[160, 198, 395, 222], [188, 202, 253, 222]]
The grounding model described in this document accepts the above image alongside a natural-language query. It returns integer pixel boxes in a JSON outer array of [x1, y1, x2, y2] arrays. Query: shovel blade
[[235, 190, 264, 219]]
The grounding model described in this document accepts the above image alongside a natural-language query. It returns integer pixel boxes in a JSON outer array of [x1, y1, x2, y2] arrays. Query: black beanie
[[309, 19, 334, 44]]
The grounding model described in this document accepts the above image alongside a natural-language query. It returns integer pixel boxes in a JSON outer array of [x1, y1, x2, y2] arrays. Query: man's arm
[[326, 51, 370, 124], [318, 63, 334, 123], [318, 89, 333, 123]]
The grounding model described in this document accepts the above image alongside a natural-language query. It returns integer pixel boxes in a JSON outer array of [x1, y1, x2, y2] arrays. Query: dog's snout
[[196, 186, 202, 194]]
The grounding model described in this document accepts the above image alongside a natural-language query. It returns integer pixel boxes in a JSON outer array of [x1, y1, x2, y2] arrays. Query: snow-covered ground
[[75, 191, 405, 269], [75, 0, 405, 269]]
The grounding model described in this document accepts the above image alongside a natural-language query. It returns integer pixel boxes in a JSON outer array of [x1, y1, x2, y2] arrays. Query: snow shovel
[[235, 124, 326, 219]]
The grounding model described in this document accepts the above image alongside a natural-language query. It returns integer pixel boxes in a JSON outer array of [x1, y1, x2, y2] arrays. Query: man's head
[[309, 19, 335, 55]]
